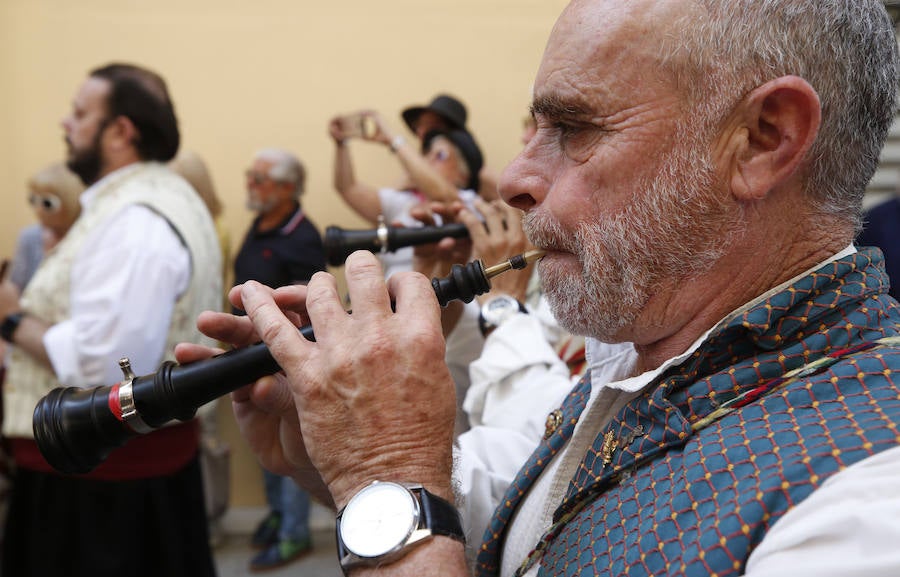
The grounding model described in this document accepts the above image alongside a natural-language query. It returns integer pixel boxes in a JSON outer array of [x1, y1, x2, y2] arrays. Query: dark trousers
[[2, 455, 217, 577]]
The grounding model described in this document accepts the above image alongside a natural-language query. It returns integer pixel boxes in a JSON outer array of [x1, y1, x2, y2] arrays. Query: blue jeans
[[262, 469, 311, 542]]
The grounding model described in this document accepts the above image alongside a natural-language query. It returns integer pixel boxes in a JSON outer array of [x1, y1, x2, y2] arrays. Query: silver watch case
[[337, 481, 432, 570]]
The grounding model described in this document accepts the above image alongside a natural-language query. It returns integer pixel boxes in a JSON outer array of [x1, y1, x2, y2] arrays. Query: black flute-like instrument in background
[[324, 221, 470, 267], [32, 250, 545, 475]]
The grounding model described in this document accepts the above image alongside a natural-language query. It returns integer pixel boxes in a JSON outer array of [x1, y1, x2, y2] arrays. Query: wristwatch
[[336, 481, 464, 574], [478, 294, 527, 336], [0, 312, 24, 343]]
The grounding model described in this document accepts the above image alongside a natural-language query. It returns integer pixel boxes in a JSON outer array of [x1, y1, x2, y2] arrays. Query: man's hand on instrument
[[232, 252, 458, 508]]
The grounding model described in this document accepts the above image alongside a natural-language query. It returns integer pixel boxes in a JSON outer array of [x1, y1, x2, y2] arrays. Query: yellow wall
[[1, 0, 566, 506]]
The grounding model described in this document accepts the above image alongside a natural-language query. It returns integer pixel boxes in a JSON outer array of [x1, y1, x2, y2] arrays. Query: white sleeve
[[454, 426, 541, 562], [743, 445, 900, 577], [465, 312, 574, 440], [43, 205, 190, 387]]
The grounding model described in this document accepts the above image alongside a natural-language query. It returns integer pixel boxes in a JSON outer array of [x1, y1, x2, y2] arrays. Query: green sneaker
[[249, 538, 312, 572]]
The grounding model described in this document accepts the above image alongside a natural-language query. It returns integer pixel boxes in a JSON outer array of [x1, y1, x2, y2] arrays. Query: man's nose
[[498, 142, 550, 212]]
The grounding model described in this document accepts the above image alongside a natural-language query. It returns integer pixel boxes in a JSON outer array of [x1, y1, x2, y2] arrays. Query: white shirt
[[492, 245, 900, 577], [465, 295, 585, 437], [43, 169, 190, 388], [455, 289, 634, 560]]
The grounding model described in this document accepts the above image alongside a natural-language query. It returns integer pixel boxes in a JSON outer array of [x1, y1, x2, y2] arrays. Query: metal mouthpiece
[[482, 249, 546, 279]]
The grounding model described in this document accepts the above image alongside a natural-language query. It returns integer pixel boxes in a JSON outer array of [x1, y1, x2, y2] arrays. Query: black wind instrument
[[324, 221, 470, 267], [32, 250, 545, 474]]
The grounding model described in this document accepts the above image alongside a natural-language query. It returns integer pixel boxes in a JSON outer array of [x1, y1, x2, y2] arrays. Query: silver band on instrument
[[117, 358, 153, 434], [376, 215, 390, 252]]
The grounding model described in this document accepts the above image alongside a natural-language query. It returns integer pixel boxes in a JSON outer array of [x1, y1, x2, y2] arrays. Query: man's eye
[[552, 121, 579, 136], [554, 122, 596, 163]]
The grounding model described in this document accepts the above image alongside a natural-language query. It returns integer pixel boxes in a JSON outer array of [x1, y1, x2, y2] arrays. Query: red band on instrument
[[108, 383, 124, 421]]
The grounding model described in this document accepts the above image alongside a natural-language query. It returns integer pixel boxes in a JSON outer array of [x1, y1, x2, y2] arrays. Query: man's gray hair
[[661, 0, 899, 230], [255, 148, 306, 198]]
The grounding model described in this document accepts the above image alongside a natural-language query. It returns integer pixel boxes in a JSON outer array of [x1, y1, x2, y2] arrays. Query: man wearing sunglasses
[[234, 148, 326, 571], [0, 63, 221, 577]]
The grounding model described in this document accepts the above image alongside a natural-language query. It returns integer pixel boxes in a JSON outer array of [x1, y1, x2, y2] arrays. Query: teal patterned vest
[[476, 248, 900, 576]]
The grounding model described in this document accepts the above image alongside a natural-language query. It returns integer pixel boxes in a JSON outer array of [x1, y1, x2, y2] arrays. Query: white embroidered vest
[[3, 162, 222, 438]]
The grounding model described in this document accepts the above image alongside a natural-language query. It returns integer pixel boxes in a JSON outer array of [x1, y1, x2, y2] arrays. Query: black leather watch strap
[[417, 487, 465, 542], [0, 312, 24, 343]]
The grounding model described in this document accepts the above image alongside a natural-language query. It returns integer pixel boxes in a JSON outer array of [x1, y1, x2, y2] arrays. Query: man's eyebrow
[[531, 95, 592, 119]]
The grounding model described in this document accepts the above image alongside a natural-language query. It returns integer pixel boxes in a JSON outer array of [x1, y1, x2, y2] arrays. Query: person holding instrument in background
[[187, 0, 900, 575], [330, 112, 487, 434], [0, 63, 220, 577], [328, 111, 483, 278]]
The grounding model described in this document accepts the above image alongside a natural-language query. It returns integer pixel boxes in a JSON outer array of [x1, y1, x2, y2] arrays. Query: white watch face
[[340, 482, 419, 558]]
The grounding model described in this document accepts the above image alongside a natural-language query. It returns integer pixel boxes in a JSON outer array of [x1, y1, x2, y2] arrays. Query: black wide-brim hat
[[402, 94, 468, 133]]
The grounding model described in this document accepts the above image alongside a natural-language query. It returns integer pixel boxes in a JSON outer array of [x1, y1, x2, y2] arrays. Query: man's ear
[[105, 115, 139, 152], [722, 75, 821, 202]]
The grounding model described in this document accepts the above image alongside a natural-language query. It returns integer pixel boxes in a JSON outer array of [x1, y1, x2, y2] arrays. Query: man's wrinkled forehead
[[550, 0, 681, 44], [534, 0, 691, 106], [536, 4, 655, 95]]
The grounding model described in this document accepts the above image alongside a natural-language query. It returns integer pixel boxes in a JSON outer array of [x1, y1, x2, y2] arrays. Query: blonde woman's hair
[[27, 163, 84, 223]]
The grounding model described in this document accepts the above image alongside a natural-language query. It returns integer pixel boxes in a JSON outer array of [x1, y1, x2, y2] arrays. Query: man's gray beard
[[523, 143, 743, 342], [246, 197, 276, 213]]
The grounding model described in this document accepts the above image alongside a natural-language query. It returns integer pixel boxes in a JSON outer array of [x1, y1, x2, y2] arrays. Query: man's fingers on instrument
[[227, 284, 250, 312], [340, 251, 392, 320], [231, 383, 254, 404], [272, 284, 313, 325], [248, 374, 298, 416], [459, 206, 489, 246], [241, 281, 310, 358], [388, 271, 442, 327], [195, 310, 259, 347], [299, 265, 354, 344], [430, 201, 462, 223], [173, 341, 225, 364], [408, 205, 434, 226]]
